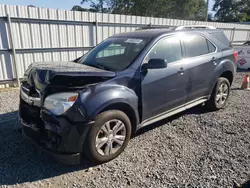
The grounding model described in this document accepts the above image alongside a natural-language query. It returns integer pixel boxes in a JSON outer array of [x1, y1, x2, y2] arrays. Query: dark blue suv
[[19, 25, 237, 164]]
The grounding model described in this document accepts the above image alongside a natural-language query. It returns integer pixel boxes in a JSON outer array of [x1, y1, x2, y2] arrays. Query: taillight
[[233, 50, 238, 63]]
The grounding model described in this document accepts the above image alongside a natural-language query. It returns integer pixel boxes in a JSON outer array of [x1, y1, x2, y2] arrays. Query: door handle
[[178, 67, 185, 74], [211, 57, 218, 65]]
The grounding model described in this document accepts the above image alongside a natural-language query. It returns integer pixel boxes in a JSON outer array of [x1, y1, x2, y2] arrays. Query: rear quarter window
[[207, 40, 216, 53], [210, 31, 231, 46]]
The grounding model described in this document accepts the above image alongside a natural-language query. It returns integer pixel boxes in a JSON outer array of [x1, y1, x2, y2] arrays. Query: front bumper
[[21, 124, 81, 165], [19, 98, 94, 165]]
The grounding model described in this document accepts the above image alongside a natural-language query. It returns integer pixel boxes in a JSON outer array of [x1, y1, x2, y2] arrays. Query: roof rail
[[136, 24, 175, 31], [175, 25, 217, 30]]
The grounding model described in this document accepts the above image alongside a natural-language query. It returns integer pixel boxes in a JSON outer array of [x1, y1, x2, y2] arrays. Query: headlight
[[44, 92, 78, 115]]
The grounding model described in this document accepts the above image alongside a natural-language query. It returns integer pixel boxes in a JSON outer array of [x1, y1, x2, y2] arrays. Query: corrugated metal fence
[[1, 4, 250, 86]]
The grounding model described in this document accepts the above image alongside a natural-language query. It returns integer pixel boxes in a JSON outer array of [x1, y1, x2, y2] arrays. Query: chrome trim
[[22, 86, 30, 92], [20, 85, 41, 107], [140, 97, 208, 128]]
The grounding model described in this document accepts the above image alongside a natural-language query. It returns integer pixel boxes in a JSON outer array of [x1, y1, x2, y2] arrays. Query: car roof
[[111, 28, 173, 39], [111, 28, 223, 39]]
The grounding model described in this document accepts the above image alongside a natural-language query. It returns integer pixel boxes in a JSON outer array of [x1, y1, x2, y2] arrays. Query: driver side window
[[143, 37, 182, 64]]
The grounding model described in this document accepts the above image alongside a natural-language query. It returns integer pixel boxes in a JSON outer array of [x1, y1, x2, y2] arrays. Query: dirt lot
[[1, 71, 250, 188]]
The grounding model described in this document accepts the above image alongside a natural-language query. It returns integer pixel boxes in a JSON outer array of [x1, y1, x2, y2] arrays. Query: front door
[[141, 36, 189, 121]]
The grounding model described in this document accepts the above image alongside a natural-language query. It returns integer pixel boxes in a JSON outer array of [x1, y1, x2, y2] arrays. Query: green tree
[[171, 0, 206, 20], [213, 0, 250, 22], [28, 5, 36, 8], [81, 0, 110, 13], [213, 0, 236, 22], [207, 13, 214, 21], [236, 0, 250, 22], [71, 5, 98, 12], [73, 0, 206, 20], [123, 0, 174, 17], [71, 5, 87, 11]]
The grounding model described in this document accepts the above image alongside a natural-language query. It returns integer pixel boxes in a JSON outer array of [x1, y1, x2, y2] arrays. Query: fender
[[79, 84, 139, 123], [208, 58, 236, 95]]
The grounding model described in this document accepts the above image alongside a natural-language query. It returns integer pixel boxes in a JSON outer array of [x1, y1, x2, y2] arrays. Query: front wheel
[[83, 110, 132, 164], [205, 77, 230, 110]]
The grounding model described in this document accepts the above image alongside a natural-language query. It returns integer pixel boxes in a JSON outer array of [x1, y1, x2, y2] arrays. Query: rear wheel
[[83, 110, 131, 164], [206, 77, 230, 110]]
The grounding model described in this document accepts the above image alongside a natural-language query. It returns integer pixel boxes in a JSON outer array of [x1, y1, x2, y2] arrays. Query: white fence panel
[[223, 29, 231, 39], [0, 20, 8, 50], [234, 30, 249, 42], [1, 4, 250, 84], [0, 52, 13, 80], [15, 50, 89, 77]]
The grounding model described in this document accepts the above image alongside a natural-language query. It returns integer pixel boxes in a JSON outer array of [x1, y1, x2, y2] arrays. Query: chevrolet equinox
[[19, 25, 237, 164]]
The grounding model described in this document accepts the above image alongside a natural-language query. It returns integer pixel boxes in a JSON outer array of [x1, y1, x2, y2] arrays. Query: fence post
[[230, 27, 236, 42], [247, 30, 250, 41], [205, 0, 210, 21], [6, 14, 20, 87], [95, 19, 99, 46]]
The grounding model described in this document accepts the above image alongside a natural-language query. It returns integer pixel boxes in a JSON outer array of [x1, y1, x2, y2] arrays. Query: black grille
[[19, 99, 43, 128], [21, 82, 40, 98], [30, 89, 40, 98]]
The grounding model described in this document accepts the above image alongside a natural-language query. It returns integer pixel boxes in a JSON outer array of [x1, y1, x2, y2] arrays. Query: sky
[[0, 0, 84, 10], [0, 0, 214, 12]]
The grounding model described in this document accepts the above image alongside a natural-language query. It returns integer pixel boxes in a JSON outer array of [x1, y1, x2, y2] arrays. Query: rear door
[[182, 34, 219, 102]]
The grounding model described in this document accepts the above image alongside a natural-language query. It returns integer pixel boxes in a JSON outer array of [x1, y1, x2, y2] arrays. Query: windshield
[[78, 37, 150, 71]]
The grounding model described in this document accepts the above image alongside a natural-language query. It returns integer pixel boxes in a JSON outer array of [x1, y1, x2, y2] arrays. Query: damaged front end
[[19, 61, 115, 164]]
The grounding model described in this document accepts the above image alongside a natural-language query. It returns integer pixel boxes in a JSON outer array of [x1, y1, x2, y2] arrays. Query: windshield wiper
[[89, 64, 113, 71]]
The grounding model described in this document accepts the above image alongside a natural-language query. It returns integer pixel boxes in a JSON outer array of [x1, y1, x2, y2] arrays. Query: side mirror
[[142, 59, 168, 70]]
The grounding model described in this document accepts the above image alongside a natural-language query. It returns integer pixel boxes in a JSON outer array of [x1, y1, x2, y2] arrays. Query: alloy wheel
[[95, 119, 126, 156], [216, 83, 229, 106]]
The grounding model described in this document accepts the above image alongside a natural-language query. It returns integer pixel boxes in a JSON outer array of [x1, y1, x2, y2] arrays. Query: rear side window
[[183, 35, 215, 58], [210, 31, 230, 46], [207, 40, 216, 53]]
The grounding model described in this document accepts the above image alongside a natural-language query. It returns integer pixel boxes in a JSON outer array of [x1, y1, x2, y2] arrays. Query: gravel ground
[[1, 71, 250, 188]]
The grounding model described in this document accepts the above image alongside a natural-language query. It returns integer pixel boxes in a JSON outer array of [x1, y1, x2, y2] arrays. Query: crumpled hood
[[22, 61, 116, 91]]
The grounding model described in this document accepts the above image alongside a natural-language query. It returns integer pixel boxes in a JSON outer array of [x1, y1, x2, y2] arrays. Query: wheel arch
[[97, 102, 139, 135], [208, 58, 235, 96], [208, 69, 233, 100], [220, 70, 233, 85]]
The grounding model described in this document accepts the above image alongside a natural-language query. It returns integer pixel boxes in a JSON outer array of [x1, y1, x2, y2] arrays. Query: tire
[[205, 77, 231, 110], [83, 110, 132, 164]]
